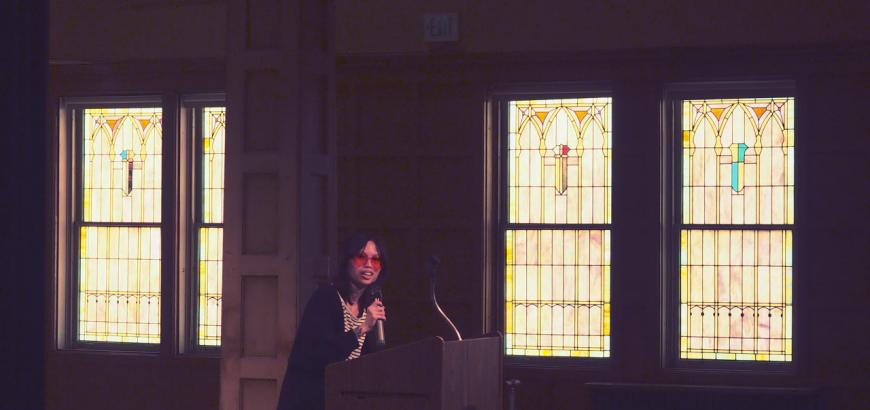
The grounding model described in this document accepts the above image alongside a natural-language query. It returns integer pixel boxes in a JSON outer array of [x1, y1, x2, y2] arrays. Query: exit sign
[[424, 13, 459, 42]]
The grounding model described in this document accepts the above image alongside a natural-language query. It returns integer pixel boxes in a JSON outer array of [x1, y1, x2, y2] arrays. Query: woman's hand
[[361, 299, 386, 334]]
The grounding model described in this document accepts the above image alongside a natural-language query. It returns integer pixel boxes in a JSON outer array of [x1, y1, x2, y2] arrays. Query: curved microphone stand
[[425, 256, 462, 341]]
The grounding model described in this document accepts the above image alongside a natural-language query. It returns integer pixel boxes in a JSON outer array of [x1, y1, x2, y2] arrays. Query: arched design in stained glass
[[679, 97, 794, 362], [202, 107, 226, 225], [505, 98, 612, 358], [82, 108, 163, 223], [682, 98, 794, 225], [508, 98, 611, 224], [79, 107, 163, 343]]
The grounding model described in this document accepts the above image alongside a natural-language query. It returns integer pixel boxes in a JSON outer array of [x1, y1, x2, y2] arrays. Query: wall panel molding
[[242, 173, 279, 255], [242, 276, 278, 357], [222, 1, 336, 408]]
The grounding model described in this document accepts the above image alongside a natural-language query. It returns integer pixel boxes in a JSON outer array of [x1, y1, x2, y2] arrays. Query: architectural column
[[222, 1, 336, 408]]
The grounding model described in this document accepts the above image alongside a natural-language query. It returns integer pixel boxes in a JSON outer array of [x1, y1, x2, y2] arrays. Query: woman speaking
[[277, 232, 389, 410]]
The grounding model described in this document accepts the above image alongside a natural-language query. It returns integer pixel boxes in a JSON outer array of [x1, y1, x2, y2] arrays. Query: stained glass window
[[79, 107, 163, 343], [197, 106, 226, 346], [679, 98, 794, 361], [505, 98, 612, 358]]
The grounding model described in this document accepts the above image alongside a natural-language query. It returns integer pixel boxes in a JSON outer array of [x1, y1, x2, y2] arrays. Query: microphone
[[370, 285, 386, 349]]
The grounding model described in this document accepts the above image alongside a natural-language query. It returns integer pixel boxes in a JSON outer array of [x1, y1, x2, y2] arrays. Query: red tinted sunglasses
[[352, 253, 382, 270]]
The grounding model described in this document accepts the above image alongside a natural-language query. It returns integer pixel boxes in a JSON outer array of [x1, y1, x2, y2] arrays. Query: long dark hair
[[333, 232, 389, 310]]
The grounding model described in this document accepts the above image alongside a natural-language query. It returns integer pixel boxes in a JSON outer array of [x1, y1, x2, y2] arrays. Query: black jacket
[[277, 284, 377, 410]]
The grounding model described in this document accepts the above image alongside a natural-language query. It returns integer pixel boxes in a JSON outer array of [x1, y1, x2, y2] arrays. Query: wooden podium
[[325, 335, 502, 410]]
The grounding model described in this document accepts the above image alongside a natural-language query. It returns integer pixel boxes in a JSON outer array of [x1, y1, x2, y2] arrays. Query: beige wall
[[46, 1, 869, 410], [50, 0, 870, 61], [49, 0, 226, 62], [335, 0, 870, 54]]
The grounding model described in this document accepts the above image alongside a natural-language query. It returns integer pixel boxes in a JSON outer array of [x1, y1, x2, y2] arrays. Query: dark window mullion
[[506, 223, 611, 231], [160, 94, 176, 355], [70, 107, 84, 347], [189, 104, 204, 351], [680, 224, 793, 230], [78, 221, 162, 228]]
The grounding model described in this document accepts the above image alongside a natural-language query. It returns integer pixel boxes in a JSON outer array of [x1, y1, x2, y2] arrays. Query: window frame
[[58, 94, 226, 355], [661, 81, 799, 373], [181, 94, 226, 355], [62, 95, 174, 353], [490, 85, 615, 369]]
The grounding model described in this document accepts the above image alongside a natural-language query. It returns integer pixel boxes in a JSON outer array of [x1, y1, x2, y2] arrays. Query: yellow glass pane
[[202, 107, 226, 224], [505, 229, 610, 358], [198, 227, 223, 346], [679, 229, 792, 361], [507, 98, 612, 224], [78, 226, 161, 343], [681, 98, 794, 225], [82, 108, 163, 223]]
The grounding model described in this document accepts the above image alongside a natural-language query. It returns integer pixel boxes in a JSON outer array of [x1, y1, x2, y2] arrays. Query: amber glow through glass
[[198, 106, 226, 346], [679, 98, 794, 361], [79, 107, 163, 343], [505, 98, 612, 358]]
